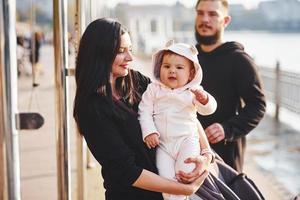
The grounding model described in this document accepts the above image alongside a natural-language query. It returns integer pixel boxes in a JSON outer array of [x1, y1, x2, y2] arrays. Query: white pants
[[157, 136, 200, 200]]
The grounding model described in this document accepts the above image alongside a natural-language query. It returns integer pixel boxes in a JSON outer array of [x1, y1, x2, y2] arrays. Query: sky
[[106, 0, 268, 9]]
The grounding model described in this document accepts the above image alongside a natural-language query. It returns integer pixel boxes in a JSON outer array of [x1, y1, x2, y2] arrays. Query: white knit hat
[[152, 40, 202, 84]]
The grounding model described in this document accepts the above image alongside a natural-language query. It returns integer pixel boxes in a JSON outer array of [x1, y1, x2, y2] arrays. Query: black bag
[[192, 155, 265, 200], [191, 173, 240, 200]]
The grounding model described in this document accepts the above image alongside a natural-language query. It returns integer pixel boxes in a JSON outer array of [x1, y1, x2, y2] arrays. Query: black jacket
[[196, 42, 266, 172], [76, 70, 163, 200]]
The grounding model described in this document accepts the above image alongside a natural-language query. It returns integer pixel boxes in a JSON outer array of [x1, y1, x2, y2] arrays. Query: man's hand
[[144, 133, 160, 149], [205, 123, 225, 144], [190, 88, 208, 105]]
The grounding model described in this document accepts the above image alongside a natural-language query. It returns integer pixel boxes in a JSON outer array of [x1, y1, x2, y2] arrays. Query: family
[[73, 0, 266, 199]]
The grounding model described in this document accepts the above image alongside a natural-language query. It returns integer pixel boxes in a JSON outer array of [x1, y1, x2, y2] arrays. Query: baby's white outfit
[[138, 42, 217, 200]]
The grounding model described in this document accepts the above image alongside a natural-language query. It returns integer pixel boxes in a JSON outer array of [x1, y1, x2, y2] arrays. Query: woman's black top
[[77, 70, 163, 200]]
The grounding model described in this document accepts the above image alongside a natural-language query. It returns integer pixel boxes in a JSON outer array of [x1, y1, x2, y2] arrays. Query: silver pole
[[75, 0, 87, 199], [0, 1, 8, 199], [84, 0, 92, 26], [53, 0, 71, 199], [1, 0, 21, 200]]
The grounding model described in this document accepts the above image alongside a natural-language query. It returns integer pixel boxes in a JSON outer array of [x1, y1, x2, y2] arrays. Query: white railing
[[259, 61, 300, 119]]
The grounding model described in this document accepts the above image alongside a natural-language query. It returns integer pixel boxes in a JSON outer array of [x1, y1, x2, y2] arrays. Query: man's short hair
[[195, 0, 229, 11]]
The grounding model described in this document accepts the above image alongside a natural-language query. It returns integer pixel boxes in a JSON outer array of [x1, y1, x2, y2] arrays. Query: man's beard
[[195, 26, 221, 45]]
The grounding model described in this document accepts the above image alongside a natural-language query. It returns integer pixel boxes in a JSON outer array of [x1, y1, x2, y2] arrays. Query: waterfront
[[208, 31, 300, 196], [225, 31, 300, 72], [3, 0, 299, 198], [231, 32, 300, 195]]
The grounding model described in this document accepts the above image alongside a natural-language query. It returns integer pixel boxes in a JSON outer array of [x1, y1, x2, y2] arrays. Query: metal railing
[[259, 61, 300, 119]]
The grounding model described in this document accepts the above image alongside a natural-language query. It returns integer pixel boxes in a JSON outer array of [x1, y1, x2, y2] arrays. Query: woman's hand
[[176, 155, 211, 184]]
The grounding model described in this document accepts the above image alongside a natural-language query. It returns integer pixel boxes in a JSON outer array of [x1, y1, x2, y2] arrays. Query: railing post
[[75, 0, 87, 199], [0, 1, 7, 199], [274, 60, 281, 121], [53, 0, 71, 199]]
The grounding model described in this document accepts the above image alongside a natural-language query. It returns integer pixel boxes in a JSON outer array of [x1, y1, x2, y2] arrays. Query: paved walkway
[[16, 45, 299, 199], [17, 45, 109, 200], [243, 115, 299, 200]]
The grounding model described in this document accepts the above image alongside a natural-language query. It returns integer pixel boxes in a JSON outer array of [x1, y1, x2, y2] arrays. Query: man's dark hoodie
[[196, 42, 266, 172]]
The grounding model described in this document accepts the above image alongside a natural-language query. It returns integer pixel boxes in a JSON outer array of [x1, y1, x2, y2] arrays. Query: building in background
[[114, 2, 194, 55], [16, 0, 300, 55], [113, 0, 300, 56], [258, 0, 300, 31]]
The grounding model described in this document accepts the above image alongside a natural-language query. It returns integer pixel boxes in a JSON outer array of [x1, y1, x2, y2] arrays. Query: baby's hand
[[190, 88, 208, 105], [144, 133, 160, 149]]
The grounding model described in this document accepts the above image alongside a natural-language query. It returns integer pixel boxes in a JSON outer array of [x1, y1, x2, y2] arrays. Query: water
[[225, 31, 300, 72]]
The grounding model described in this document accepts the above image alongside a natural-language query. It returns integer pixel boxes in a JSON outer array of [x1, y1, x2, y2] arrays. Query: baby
[[139, 40, 217, 200]]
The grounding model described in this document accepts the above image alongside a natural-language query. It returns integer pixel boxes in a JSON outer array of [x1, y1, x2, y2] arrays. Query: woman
[[73, 18, 210, 200]]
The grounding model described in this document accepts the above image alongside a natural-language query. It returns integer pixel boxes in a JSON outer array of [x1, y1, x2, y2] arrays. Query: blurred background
[[2, 0, 300, 199], [16, 0, 300, 70]]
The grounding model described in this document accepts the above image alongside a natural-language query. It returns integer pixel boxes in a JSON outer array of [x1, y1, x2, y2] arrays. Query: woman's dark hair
[[73, 18, 137, 131]]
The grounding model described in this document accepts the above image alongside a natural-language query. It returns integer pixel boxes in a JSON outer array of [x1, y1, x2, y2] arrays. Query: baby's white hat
[[152, 40, 202, 83]]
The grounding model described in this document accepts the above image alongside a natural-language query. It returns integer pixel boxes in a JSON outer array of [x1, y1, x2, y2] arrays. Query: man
[[195, 0, 266, 172]]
